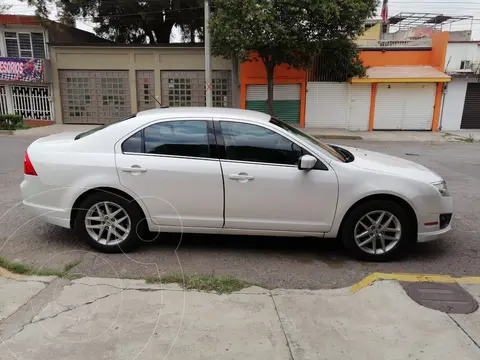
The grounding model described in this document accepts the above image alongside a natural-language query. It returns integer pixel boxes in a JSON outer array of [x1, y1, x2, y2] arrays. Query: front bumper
[[417, 222, 452, 243], [416, 195, 453, 243]]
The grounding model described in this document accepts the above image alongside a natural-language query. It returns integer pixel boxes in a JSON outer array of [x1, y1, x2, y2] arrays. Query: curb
[[312, 134, 363, 140], [350, 272, 480, 293], [0, 130, 13, 135]]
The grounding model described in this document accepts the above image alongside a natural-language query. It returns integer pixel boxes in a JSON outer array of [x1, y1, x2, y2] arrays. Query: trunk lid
[[33, 131, 84, 144]]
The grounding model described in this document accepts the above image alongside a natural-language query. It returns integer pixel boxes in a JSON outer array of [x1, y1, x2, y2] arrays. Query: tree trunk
[[152, 19, 175, 43], [265, 64, 275, 116], [190, 24, 195, 43]]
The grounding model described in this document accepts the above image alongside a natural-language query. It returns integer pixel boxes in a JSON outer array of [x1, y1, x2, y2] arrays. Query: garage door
[[305, 82, 370, 130], [460, 83, 480, 129], [306, 82, 349, 128], [374, 83, 435, 130], [59, 70, 131, 124], [246, 84, 301, 124], [161, 70, 232, 108], [348, 84, 371, 131]]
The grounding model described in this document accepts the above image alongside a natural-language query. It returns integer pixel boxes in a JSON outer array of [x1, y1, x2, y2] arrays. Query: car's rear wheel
[[340, 199, 415, 261], [74, 192, 144, 253]]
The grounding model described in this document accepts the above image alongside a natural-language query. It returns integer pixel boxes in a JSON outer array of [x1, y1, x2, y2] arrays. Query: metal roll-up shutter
[[403, 83, 435, 130], [374, 83, 406, 130], [374, 83, 435, 130], [460, 83, 480, 129], [246, 84, 300, 124], [305, 82, 349, 128], [347, 84, 371, 130]]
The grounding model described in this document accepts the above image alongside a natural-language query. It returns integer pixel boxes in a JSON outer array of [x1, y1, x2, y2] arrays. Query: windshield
[[269, 117, 345, 162], [74, 114, 137, 140]]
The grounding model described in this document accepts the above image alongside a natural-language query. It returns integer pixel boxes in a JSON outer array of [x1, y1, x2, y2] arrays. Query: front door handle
[[121, 166, 147, 173], [229, 173, 254, 181]]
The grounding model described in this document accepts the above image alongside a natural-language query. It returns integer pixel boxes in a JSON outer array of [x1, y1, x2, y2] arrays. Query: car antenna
[[149, 91, 169, 108]]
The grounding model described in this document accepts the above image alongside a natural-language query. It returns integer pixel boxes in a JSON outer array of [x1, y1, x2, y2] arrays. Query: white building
[[441, 40, 480, 130]]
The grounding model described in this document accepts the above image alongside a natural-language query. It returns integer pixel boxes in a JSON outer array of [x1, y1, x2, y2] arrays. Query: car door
[[216, 120, 338, 233], [115, 119, 224, 228]]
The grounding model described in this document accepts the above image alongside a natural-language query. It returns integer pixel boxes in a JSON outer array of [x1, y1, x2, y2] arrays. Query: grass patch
[[0, 257, 252, 293], [63, 260, 81, 273], [0, 257, 83, 278], [145, 273, 251, 294]]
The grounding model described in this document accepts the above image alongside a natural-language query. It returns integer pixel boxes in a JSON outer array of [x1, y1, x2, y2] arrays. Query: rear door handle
[[229, 173, 254, 181], [121, 166, 147, 173]]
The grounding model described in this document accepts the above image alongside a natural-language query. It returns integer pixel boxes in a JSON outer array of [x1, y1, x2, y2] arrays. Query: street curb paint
[[350, 272, 480, 293], [0, 267, 24, 279]]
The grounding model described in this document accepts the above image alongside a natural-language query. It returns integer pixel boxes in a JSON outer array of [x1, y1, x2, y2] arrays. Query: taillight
[[24, 151, 37, 176]]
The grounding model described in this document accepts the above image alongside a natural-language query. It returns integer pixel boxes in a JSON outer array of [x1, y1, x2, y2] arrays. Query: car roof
[[136, 107, 272, 123]]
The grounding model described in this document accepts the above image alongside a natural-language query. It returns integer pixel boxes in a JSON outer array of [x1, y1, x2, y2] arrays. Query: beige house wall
[[50, 46, 233, 124]]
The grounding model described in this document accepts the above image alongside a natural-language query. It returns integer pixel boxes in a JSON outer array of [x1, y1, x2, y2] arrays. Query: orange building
[[240, 59, 307, 126], [240, 32, 451, 131]]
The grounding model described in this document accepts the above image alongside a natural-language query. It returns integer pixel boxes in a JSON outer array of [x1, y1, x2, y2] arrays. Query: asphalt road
[[1, 135, 479, 289]]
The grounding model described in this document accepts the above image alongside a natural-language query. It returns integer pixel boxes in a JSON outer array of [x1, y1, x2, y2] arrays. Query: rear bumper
[[22, 201, 71, 229], [21, 177, 71, 229]]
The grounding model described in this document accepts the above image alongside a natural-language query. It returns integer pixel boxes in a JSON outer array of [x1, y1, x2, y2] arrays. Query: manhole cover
[[402, 282, 478, 314]]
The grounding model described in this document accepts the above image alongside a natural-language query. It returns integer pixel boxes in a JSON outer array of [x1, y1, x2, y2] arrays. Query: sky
[[4, 0, 480, 40]]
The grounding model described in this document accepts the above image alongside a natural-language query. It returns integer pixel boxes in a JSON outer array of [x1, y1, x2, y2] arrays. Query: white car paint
[[21, 107, 453, 256]]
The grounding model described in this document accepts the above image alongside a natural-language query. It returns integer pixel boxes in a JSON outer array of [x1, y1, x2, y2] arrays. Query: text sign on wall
[[0, 58, 44, 82]]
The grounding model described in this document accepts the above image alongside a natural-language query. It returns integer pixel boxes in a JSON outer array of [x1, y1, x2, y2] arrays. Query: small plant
[[145, 273, 251, 294], [0, 256, 83, 278], [0, 114, 23, 130]]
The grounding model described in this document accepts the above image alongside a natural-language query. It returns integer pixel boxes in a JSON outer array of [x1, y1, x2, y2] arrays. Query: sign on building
[[0, 58, 45, 82]]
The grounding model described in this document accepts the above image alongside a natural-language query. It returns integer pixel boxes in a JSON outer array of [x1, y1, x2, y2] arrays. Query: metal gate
[[161, 70, 232, 107], [59, 70, 131, 124], [460, 83, 480, 129], [0, 86, 8, 115], [11, 85, 52, 120]]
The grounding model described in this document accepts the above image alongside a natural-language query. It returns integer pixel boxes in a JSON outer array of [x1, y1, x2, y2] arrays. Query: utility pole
[[204, 0, 212, 107]]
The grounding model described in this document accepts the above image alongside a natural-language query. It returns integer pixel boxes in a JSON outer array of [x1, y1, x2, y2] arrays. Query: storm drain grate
[[401, 282, 478, 314]]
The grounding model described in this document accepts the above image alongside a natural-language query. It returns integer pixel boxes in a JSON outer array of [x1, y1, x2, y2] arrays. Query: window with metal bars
[[4, 32, 46, 59]]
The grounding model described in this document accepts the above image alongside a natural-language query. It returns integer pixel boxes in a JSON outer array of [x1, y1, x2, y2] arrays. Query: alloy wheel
[[84, 201, 131, 246], [354, 210, 402, 255]]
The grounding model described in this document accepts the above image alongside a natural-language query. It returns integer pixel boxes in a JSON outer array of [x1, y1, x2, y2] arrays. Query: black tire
[[340, 199, 415, 261], [74, 192, 146, 253]]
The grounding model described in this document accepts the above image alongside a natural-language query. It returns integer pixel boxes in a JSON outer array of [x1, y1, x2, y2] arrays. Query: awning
[[351, 66, 451, 83]]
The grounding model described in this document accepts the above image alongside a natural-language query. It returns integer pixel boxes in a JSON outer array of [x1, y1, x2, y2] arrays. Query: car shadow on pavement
[[137, 232, 449, 264], [140, 232, 348, 260]]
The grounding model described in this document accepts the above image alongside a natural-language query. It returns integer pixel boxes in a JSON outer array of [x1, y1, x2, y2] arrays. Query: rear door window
[[121, 120, 211, 158]]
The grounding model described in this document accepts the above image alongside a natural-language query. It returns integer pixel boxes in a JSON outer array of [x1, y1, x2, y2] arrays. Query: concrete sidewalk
[[1, 273, 480, 360], [306, 128, 479, 142]]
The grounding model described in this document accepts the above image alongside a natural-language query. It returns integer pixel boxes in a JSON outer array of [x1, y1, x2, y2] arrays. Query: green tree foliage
[[210, 0, 376, 115], [23, 0, 205, 44]]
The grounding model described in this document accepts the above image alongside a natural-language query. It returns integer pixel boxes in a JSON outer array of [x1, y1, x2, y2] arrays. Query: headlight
[[432, 181, 449, 197]]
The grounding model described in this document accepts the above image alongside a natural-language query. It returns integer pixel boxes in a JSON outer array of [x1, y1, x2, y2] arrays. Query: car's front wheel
[[340, 199, 415, 261], [74, 192, 144, 253]]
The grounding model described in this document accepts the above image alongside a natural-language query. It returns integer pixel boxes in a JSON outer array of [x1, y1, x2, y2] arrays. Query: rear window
[[74, 114, 137, 140]]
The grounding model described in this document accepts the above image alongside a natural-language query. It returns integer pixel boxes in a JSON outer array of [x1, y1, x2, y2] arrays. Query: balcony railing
[[447, 62, 480, 75], [355, 38, 432, 48]]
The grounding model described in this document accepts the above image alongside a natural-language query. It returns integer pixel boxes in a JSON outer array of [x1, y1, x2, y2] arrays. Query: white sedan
[[21, 108, 452, 261]]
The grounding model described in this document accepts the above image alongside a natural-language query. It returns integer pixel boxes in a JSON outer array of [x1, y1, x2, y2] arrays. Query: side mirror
[[298, 155, 317, 170]]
